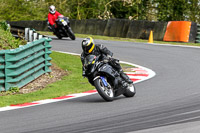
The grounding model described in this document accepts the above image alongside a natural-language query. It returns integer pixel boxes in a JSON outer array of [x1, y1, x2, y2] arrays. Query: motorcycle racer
[[48, 5, 62, 36], [81, 37, 133, 84]]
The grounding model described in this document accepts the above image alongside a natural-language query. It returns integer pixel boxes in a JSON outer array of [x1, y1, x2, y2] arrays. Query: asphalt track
[[1, 36, 200, 133]]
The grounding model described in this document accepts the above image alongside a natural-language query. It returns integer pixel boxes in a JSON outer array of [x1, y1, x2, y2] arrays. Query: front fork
[[100, 76, 108, 87], [94, 76, 108, 87], [94, 76, 113, 89]]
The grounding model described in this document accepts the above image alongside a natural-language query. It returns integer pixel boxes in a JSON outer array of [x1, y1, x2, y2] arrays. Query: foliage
[[0, 0, 200, 22], [0, 21, 26, 50], [0, 21, 10, 30], [6, 87, 20, 95], [155, 0, 188, 21]]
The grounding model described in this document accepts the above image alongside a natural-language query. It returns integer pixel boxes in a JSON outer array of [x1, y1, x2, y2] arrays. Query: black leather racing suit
[[81, 44, 122, 76]]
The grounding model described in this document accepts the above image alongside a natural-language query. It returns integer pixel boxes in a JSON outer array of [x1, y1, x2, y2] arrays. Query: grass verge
[[0, 51, 94, 107], [0, 51, 134, 107]]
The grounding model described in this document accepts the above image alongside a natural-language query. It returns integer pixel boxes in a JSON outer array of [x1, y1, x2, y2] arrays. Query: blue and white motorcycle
[[84, 55, 136, 101]]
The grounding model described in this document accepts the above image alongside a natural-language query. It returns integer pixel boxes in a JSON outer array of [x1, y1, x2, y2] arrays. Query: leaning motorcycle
[[48, 15, 76, 40], [84, 55, 136, 102]]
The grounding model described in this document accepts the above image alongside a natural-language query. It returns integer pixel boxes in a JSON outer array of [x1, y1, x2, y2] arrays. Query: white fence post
[[33, 33, 38, 41], [38, 35, 43, 39], [25, 28, 29, 41], [29, 30, 33, 42]]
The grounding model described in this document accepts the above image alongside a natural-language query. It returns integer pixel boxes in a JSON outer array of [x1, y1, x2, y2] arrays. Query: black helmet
[[82, 37, 95, 54]]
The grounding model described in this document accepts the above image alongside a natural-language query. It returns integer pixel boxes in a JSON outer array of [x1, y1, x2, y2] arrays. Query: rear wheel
[[55, 31, 62, 39], [94, 78, 114, 102], [123, 83, 136, 97], [56, 35, 62, 39]]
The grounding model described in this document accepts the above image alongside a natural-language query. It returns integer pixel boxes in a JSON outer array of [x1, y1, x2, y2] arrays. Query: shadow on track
[[64, 95, 128, 104]]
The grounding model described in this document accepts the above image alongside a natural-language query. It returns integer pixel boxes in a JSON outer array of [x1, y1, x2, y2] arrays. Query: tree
[[0, 0, 200, 23], [187, 0, 200, 22], [155, 0, 190, 21]]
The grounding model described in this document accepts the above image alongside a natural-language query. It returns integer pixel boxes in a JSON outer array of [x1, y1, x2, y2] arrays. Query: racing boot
[[120, 71, 133, 84]]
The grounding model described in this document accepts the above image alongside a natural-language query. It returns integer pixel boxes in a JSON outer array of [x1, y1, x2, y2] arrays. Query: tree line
[[0, 0, 200, 23]]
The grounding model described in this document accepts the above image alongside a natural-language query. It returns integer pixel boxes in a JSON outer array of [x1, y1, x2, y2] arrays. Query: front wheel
[[67, 27, 76, 40], [94, 78, 114, 102], [123, 83, 136, 97]]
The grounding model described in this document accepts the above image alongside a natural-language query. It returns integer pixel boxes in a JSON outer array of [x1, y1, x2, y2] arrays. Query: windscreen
[[84, 55, 96, 67]]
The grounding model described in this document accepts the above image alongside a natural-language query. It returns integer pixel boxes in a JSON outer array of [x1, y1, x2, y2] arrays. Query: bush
[[0, 21, 10, 30], [0, 21, 26, 50]]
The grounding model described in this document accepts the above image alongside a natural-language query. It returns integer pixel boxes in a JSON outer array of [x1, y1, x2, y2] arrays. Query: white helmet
[[49, 5, 56, 14]]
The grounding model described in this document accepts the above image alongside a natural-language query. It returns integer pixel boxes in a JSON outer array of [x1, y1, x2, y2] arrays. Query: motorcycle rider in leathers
[[81, 37, 133, 86], [48, 5, 62, 38]]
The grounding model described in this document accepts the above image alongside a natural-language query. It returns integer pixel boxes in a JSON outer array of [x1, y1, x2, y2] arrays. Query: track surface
[[1, 37, 200, 133]]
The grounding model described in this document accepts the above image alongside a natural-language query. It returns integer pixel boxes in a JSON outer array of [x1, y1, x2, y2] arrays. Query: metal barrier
[[9, 26, 45, 42], [0, 37, 52, 91]]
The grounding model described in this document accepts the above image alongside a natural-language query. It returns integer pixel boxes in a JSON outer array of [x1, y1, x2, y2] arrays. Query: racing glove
[[107, 55, 112, 59], [53, 24, 57, 28], [103, 55, 112, 63]]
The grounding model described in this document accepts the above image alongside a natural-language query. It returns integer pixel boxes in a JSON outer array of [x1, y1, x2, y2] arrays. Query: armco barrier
[[8, 20, 48, 31], [0, 37, 52, 91]]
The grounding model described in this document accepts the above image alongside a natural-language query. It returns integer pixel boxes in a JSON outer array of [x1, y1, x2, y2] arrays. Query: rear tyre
[[123, 83, 136, 97], [56, 35, 62, 39], [55, 32, 62, 39], [94, 78, 114, 102]]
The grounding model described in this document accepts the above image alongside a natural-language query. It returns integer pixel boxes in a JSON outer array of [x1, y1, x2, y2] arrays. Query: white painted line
[[150, 42, 200, 49], [120, 61, 156, 83]]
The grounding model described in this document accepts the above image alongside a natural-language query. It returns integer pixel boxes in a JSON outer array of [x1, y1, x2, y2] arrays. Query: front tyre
[[67, 27, 76, 40], [123, 83, 136, 97], [94, 78, 114, 102]]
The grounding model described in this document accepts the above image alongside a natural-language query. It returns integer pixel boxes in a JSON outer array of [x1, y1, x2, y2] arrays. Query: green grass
[[38, 31, 200, 47], [0, 51, 94, 107], [0, 51, 135, 107]]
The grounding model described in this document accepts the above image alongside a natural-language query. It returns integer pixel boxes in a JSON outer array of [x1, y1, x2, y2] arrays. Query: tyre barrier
[[195, 24, 200, 43], [8, 19, 199, 43], [8, 19, 168, 41]]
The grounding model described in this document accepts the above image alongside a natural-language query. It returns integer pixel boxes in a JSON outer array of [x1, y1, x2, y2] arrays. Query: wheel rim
[[99, 80, 114, 98], [127, 84, 135, 93]]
